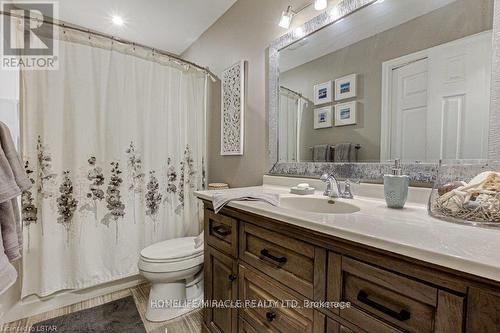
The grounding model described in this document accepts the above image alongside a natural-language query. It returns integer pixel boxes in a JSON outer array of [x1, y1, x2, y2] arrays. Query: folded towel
[[212, 191, 280, 214], [194, 231, 204, 249]]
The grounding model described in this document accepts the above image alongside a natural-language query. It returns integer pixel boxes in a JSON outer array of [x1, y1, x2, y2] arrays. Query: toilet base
[[145, 276, 204, 322]]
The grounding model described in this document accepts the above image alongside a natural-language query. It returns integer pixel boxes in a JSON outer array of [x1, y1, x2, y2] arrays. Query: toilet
[[138, 237, 204, 322]]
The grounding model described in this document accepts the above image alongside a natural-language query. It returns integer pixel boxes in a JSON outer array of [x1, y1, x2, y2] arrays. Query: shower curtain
[[279, 88, 306, 162], [19, 29, 207, 297]]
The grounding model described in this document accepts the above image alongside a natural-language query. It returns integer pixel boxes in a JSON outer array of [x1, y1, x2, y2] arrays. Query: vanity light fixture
[[279, 1, 330, 29], [314, 0, 328, 11], [279, 6, 294, 29]]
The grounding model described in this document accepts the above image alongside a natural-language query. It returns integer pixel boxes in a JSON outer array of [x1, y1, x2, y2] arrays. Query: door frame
[[380, 50, 429, 161]]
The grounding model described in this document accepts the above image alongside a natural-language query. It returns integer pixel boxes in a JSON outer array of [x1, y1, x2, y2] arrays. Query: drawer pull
[[357, 290, 411, 322], [260, 249, 287, 265], [228, 274, 237, 282], [266, 311, 277, 322], [212, 225, 231, 237]]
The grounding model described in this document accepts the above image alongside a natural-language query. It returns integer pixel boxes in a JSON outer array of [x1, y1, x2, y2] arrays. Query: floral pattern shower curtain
[[19, 31, 207, 297]]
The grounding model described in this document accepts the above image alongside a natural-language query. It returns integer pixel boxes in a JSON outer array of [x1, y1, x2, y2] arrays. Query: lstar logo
[[1, 1, 59, 70]]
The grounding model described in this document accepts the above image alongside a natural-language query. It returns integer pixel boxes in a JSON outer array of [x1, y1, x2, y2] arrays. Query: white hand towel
[[212, 191, 280, 214]]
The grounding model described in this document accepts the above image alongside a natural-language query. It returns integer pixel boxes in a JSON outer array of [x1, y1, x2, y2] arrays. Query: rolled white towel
[[194, 231, 204, 249], [212, 190, 280, 214]]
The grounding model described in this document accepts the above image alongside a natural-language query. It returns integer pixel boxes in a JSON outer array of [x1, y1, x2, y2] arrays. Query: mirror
[[278, 0, 493, 163]]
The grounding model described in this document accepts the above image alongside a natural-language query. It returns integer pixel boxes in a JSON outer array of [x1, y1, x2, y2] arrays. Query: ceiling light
[[279, 6, 294, 29], [111, 15, 124, 26], [314, 0, 328, 11]]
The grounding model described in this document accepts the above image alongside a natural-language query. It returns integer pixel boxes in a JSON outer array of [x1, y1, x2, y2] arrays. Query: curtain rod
[[280, 85, 304, 98], [0, 10, 218, 81]]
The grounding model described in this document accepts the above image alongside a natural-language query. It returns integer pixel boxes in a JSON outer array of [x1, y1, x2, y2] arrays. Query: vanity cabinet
[[202, 203, 500, 333]]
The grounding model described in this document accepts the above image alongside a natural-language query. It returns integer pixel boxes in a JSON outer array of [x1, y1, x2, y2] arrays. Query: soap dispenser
[[384, 159, 409, 209]]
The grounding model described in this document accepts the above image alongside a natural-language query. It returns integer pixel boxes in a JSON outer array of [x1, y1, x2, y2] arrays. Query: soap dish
[[290, 187, 315, 195]]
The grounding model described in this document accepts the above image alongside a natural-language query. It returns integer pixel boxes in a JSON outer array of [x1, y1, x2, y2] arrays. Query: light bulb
[[112, 15, 124, 26], [314, 0, 328, 11]]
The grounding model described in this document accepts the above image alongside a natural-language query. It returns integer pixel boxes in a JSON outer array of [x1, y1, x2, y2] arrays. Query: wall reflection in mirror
[[278, 0, 493, 163]]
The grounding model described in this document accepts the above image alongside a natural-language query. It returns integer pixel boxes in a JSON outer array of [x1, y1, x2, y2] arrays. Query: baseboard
[[1, 274, 145, 324]]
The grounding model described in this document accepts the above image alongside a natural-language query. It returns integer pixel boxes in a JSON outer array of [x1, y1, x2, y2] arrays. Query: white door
[[387, 31, 492, 161], [427, 32, 491, 160], [390, 58, 429, 161]]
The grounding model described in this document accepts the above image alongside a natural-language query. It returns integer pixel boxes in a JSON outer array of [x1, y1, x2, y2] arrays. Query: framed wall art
[[314, 106, 333, 129], [221, 60, 246, 155], [313, 81, 333, 105], [335, 101, 357, 126], [335, 74, 357, 101]]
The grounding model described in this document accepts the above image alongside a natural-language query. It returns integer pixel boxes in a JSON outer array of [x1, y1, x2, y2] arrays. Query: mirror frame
[[267, 0, 500, 184]]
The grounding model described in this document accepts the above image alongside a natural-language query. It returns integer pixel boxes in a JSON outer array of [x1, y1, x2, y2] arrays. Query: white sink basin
[[280, 197, 361, 215]]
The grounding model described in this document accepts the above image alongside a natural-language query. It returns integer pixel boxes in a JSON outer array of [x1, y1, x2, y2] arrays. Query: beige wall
[[182, 0, 328, 187], [281, 0, 493, 162]]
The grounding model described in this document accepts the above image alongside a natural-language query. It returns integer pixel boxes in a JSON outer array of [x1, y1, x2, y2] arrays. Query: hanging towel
[[0, 122, 32, 295], [312, 144, 331, 162], [0, 236, 17, 295], [0, 122, 31, 194], [0, 200, 22, 261], [334, 143, 358, 163], [212, 190, 280, 214]]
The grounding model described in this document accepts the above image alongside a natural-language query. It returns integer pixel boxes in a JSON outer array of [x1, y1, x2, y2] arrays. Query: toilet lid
[[140, 237, 203, 262]]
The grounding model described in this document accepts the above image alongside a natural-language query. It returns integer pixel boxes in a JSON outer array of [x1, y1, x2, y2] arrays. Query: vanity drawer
[[315, 310, 365, 333], [238, 318, 264, 333], [340, 257, 437, 333], [239, 222, 324, 299], [328, 256, 465, 333], [239, 264, 314, 333], [326, 317, 365, 333], [205, 209, 238, 257]]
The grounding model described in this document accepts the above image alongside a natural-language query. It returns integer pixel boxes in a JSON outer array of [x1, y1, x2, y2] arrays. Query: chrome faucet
[[320, 173, 342, 198]]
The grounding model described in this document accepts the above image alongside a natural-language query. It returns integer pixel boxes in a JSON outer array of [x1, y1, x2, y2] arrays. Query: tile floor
[[1, 284, 202, 333]]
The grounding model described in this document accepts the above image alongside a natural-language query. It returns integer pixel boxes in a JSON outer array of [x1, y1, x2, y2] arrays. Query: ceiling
[[280, 0, 458, 72], [8, 0, 237, 55]]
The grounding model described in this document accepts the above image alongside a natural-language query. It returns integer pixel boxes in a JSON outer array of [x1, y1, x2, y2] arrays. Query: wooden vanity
[[200, 202, 500, 333]]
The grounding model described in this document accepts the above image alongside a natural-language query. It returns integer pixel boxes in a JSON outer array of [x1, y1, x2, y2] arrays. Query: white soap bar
[[297, 183, 310, 189]]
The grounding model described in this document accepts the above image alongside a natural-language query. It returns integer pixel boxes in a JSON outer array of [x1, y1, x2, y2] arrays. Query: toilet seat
[[139, 237, 204, 273]]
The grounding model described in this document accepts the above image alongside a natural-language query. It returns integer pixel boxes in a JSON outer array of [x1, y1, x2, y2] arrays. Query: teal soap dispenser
[[384, 159, 409, 209]]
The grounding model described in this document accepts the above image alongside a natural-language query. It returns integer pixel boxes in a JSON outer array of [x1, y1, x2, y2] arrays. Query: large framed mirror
[[268, 0, 499, 183]]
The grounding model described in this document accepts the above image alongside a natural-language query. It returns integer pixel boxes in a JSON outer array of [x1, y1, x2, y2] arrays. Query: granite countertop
[[195, 185, 500, 282]]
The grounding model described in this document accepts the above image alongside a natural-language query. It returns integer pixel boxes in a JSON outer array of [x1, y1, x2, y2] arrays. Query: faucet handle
[[341, 179, 359, 199]]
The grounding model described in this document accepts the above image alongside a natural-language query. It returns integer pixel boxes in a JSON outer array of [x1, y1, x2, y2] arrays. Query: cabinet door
[[466, 288, 500, 333], [205, 246, 239, 333]]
